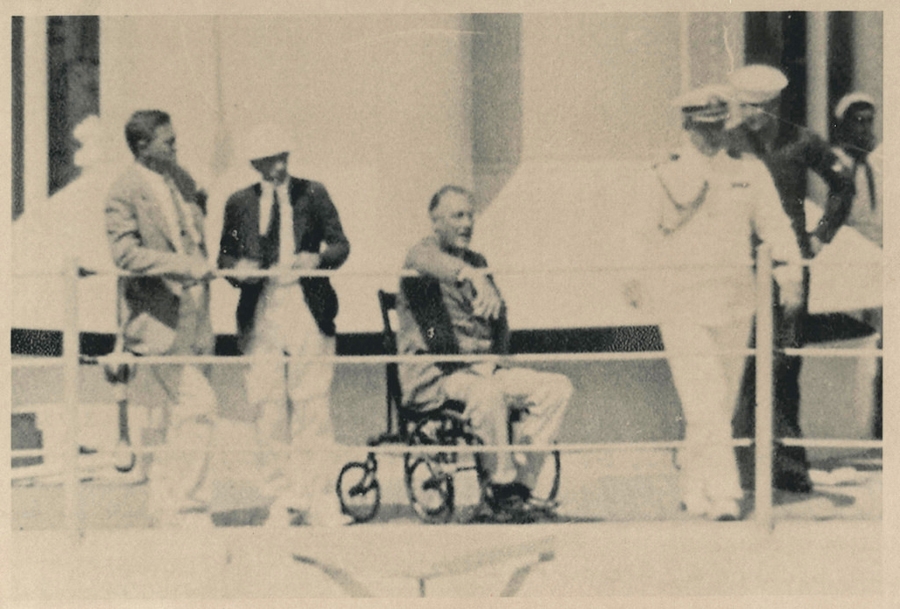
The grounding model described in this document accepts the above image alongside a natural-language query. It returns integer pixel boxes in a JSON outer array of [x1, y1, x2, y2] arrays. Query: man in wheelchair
[[396, 185, 573, 521]]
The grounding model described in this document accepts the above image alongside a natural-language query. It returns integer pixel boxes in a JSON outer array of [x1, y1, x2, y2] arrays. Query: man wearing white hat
[[814, 92, 881, 248], [629, 85, 803, 520], [728, 64, 856, 258], [818, 92, 882, 440], [218, 123, 351, 526], [727, 64, 858, 495]]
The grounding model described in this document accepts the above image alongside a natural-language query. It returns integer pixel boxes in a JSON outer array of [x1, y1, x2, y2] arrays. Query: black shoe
[[483, 483, 544, 524], [525, 495, 559, 516], [484, 482, 529, 511], [488, 482, 531, 503]]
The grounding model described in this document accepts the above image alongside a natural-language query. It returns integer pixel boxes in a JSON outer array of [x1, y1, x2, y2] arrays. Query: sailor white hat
[[728, 64, 788, 105], [834, 92, 876, 121]]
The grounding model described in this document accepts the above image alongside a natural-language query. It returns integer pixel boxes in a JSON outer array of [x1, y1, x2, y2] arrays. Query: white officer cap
[[728, 64, 788, 105], [242, 122, 294, 163], [672, 85, 732, 124], [834, 92, 876, 121]]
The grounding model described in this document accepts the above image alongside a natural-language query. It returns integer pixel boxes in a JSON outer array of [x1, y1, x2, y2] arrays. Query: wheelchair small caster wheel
[[405, 455, 455, 524], [529, 449, 562, 505], [113, 440, 136, 473], [337, 461, 381, 523]]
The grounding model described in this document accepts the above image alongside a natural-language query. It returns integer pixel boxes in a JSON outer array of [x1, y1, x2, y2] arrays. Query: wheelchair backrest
[[378, 290, 405, 435]]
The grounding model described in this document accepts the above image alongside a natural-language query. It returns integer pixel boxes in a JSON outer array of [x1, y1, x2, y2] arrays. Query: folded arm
[[405, 238, 502, 320]]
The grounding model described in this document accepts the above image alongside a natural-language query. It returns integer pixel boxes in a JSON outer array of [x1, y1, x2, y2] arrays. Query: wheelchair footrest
[[367, 432, 406, 447]]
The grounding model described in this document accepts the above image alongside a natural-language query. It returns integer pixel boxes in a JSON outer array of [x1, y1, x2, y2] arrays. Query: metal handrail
[[10, 249, 883, 531]]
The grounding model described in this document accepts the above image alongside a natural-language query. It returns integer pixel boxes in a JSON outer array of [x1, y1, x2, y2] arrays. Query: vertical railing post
[[754, 245, 775, 531], [63, 258, 81, 532]]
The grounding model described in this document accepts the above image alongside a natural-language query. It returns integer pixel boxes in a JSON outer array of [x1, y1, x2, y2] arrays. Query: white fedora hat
[[242, 122, 294, 162]]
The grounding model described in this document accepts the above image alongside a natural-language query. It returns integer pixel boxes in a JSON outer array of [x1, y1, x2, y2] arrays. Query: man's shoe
[[483, 482, 541, 523], [148, 494, 209, 522], [679, 493, 711, 518], [304, 493, 353, 528], [305, 507, 353, 528], [485, 482, 530, 506], [178, 497, 210, 513], [525, 495, 559, 516], [707, 499, 741, 521], [265, 496, 304, 527], [150, 509, 213, 529]]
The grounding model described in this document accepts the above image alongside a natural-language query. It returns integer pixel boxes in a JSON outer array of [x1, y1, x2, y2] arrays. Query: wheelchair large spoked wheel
[[529, 448, 562, 504], [404, 453, 455, 524], [337, 461, 381, 523]]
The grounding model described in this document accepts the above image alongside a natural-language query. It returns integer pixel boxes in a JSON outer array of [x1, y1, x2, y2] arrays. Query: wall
[[474, 13, 744, 329], [520, 13, 685, 162], [471, 13, 522, 209], [686, 12, 746, 89]]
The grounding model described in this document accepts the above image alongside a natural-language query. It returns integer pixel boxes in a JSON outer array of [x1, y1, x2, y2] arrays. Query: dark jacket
[[732, 128, 855, 257], [396, 236, 508, 410], [218, 177, 349, 350]]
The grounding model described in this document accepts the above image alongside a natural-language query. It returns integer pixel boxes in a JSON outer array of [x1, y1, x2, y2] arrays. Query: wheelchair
[[336, 290, 561, 524]]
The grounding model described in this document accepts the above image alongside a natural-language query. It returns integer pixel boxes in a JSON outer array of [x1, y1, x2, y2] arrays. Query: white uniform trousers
[[660, 318, 750, 511], [246, 281, 339, 512], [440, 364, 572, 488]]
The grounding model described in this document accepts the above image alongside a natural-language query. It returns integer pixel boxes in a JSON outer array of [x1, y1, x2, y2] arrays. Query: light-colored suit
[[106, 162, 214, 356], [105, 161, 216, 524]]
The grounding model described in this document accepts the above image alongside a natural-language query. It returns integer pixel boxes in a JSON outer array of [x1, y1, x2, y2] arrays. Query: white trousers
[[245, 282, 338, 510], [440, 364, 572, 488], [660, 318, 750, 510], [144, 364, 216, 516]]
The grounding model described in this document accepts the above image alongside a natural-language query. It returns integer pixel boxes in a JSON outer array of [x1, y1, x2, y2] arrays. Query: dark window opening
[[12, 16, 24, 219], [47, 15, 100, 196], [744, 11, 808, 148]]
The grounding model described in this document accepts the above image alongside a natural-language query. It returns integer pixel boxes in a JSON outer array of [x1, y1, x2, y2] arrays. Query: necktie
[[165, 178, 205, 304], [853, 158, 877, 211], [264, 190, 280, 268], [277, 188, 294, 269], [862, 159, 877, 210], [166, 178, 198, 255]]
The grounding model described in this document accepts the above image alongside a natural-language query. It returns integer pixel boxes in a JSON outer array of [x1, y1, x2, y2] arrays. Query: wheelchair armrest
[[367, 432, 405, 446], [399, 400, 467, 424], [443, 399, 466, 415], [440, 408, 469, 425]]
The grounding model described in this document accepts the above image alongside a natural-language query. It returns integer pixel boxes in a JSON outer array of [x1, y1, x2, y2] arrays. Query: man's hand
[[292, 252, 321, 271], [230, 258, 262, 284], [188, 258, 216, 283], [774, 267, 804, 312], [808, 234, 824, 258], [458, 265, 502, 320]]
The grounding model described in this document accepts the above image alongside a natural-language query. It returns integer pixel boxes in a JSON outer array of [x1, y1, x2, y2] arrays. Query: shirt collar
[[260, 178, 290, 202], [134, 160, 168, 185]]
